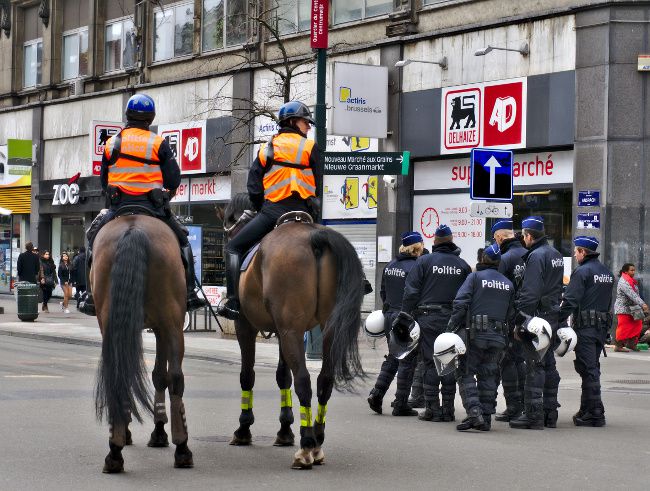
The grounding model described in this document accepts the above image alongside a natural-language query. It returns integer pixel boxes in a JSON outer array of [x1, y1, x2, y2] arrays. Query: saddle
[[114, 204, 157, 218]]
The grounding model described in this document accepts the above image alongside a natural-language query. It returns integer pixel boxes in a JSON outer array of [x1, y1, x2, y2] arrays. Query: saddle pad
[[241, 243, 260, 272]]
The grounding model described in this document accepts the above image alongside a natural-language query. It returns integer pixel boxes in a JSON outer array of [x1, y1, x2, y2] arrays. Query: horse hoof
[[174, 444, 194, 468], [291, 449, 314, 470], [147, 430, 169, 448], [312, 448, 325, 465], [102, 454, 124, 474], [273, 432, 295, 447], [125, 429, 133, 446], [229, 432, 252, 446]]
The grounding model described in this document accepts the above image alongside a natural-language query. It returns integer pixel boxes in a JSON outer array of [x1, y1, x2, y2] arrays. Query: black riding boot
[[216, 252, 241, 320], [181, 244, 209, 312], [79, 249, 96, 316]]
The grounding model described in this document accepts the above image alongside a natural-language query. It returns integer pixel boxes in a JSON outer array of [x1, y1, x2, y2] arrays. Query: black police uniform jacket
[[558, 254, 615, 326], [450, 265, 516, 333], [381, 253, 418, 312], [402, 242, 472, 316], [516, 237, 564, 322], [498, 238, 527, 291]]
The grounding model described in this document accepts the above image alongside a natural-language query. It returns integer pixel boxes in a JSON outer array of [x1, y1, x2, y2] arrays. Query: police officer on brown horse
[[217, 101, 322, 320], [81, 93, 207, 315]]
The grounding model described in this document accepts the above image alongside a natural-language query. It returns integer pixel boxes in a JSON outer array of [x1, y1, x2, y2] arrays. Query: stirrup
[[216, 298, 240, 320]]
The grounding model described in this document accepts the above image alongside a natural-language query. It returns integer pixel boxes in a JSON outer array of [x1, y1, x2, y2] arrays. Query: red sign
[[180, 127, 203, 172], [443, 87, 481, 152], [483, 81, 524, 147], [158, 121, 207, 175], [310, 0, 328, 49]]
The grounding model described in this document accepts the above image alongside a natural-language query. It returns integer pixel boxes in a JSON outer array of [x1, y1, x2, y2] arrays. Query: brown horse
[[92, 214, 193, 473], [224, 194, 365, 469]]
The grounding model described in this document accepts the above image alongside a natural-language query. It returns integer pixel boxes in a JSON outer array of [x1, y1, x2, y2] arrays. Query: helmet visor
[[433, 347, 459, 376], [388, 335, 418, 360]]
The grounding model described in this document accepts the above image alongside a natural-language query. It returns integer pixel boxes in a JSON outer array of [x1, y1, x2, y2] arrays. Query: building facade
[[1, 0, 649, 303]]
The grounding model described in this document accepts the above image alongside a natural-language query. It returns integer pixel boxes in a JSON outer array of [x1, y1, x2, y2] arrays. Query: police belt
[[470, 315, 508, 335], [577, 310, 612, 329], [414, 303, 451, 316]]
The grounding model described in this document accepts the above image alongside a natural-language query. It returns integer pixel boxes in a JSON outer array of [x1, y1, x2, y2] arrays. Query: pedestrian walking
[[71, 246, 87, 310], [492, 219, 528, 422], [559, 236, 615, 427], [510, 216, 564, 430], [367, 231, 424, 416], [614, 263, 648, 352], [16, 242, 40, 283], [400, 224, 472, 422], [58, 252, 73, 313], [38, 251, 57, 312]]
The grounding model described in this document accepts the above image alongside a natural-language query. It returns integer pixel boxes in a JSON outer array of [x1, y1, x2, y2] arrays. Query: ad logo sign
[[483, 80, 525, 148], [157, 121, 206, 175]]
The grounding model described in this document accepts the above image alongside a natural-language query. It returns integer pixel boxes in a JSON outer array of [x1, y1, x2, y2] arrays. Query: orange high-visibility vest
[[259, 133, 316, 202], [104, 127, 164, 196]]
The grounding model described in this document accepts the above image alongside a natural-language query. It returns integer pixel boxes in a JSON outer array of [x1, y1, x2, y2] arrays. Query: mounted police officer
[[510, 216, 564, 430], [399, 225, 472, 422], [491, 219, 528, 422], [367, 231, 424, 416], [80, 94, 207, 315], [447, 243, 515, 431], [217, 101, 322, 320], [559, 236, 614, 427]]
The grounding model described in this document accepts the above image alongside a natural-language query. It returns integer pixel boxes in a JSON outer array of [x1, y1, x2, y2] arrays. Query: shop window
[[202, 0, 248, 52], [23, 39, 43, 88], [105, 17, 136, 72], [153, 2, 194, 62], [62, 28, 89, 80], [273, 0, 311, 35], [332, 0, 392, 25]]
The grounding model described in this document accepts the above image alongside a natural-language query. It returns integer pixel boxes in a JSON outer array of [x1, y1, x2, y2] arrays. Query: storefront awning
[[0, 187, 31, 214]]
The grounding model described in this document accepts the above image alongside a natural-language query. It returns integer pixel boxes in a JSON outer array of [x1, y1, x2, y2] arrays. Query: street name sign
[[323, 151, 410, 175], [578, 190, 600, 207], [577, 212, 601, 229], [470, 202, 513, 218], [470, 148, 513, 201]]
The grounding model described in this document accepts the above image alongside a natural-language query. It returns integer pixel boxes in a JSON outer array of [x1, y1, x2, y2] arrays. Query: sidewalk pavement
[[0, 293, 387, 375]]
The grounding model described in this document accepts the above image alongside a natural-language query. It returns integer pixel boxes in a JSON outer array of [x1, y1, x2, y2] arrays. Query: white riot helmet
[[364, 310, 386, 339], [388, 312, 421, 360], [517, 316, 553, 360], [433, 332, 467, 376], [555, 327, 578, 357]]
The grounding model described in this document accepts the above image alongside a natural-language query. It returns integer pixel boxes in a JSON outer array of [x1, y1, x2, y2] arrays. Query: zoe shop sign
[[52, 183, 80, 205]]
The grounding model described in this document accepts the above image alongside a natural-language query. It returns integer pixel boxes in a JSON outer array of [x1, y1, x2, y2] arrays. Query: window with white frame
[[333, 0, 392, 25], [202, 0, 248, 52], [105, 17, 136, 72], [62, 28, 89, 80], [154, 2, 194, 62], [23, 39, 43, 88], [273, 0, 310, 35]]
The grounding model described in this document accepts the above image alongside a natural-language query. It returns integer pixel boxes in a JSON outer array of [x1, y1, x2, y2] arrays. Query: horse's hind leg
[[274, 340, 295, 446], [167, 329, 193, 469], [313, 334, 334, 466], [148, 333, 170, 448], [231, 321, 257, 446]]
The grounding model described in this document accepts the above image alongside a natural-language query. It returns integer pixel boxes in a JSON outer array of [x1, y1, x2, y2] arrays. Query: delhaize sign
[[441, 77, 527, 155], [90, 121, 123, 176], [1, 139, 32, 188], [158, 120, 207, 175]]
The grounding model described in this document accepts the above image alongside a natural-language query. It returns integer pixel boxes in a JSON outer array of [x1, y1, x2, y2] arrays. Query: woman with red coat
[[614, 263, 648, 351]]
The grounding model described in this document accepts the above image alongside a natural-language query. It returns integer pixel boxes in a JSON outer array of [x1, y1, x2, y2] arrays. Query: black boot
[[181, 244, 209, 312], [456, 407, 489, 431], [418, 401, 441, 421], [544, 409, 559, 428], [367, 388, 384, 414], [495, 403, 523, 422], [216, 252, 241, 320], [441, 397, 455, 422], [509, 405, 544, 430], [392, 398, 418, 416], [79, 250, 96, 316], [574, 405, 606, 427], [407, 395, 425, 409]]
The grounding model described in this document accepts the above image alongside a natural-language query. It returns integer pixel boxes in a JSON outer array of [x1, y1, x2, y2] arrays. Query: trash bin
[[15, 281, 39, 322]]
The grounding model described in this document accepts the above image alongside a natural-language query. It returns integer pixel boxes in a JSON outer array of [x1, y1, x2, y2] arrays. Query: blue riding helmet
[[277, 101, 315, 124], [125, 94, 156, 122]]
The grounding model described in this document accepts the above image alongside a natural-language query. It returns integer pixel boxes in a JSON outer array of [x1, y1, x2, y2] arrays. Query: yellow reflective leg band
[[300, 406, 312, 427], [315, 403, 327, 425], [280, 388, 293, 408], [241, 390, 253, 410]]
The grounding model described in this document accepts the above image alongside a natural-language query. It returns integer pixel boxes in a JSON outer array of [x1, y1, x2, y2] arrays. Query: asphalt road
[[1, 334, 649, 490]]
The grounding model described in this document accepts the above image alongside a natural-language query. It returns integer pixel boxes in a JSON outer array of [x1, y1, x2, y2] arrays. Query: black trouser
[[418, 309, 456, 405], [42, 286, 53, 305], [456, 336, 505, 416], [499, 337, 526, 409], [574, 327, 606, 413]]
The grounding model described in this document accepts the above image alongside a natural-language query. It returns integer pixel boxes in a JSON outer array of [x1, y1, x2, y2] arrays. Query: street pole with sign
[[309, 0, 328, 359]]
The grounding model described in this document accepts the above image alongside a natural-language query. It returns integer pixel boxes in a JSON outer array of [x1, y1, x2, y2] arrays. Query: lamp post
[[474, 43, 529, 57], [395, 57, 448, 70]]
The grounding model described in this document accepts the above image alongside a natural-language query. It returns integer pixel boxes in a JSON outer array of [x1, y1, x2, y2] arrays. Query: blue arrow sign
[[470, 148, 513, 202]]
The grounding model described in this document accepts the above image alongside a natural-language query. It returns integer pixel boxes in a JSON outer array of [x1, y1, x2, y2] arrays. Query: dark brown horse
[[92, 215, 193, 473], [224, 194, 365, 469]]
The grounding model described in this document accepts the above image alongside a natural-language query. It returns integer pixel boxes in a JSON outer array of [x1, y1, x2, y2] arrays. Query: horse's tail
[[310, 227, 366, 391], [95, 227, 153, 425]]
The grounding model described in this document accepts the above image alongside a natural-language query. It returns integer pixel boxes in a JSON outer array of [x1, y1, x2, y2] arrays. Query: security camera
[[383, 175, 397, 189]]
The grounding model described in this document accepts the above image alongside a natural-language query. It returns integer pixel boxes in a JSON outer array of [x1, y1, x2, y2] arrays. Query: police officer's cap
[[401, 231, 423, 247], [483, 242, 501, 260], [491, 219, 513, 235], [521, 216, 545, 232], [574, 236, 599, 251], [435, 224, 452, 237]]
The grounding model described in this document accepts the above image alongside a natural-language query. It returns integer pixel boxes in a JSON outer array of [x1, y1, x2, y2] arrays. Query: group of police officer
[[367, 216, 616, 431]]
